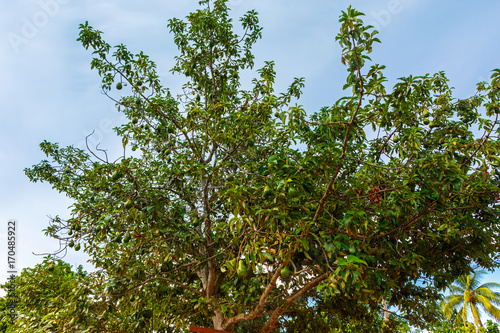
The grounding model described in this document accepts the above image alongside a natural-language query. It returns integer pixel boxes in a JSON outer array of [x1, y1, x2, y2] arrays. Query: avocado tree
[[25, 1, 500, 332]]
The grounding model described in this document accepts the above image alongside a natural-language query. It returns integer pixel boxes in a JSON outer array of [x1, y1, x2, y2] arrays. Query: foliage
[[0, 258, 102, 332], [442, 270, 500, 328], [24, 1, 500, 332], [0, 257, 195, 332], [429, 321, 478, 333], [426, 320, 500, 333], [263, 292, 412, 332], [487, 320, 500, 333], [0, 297, 14, 333]]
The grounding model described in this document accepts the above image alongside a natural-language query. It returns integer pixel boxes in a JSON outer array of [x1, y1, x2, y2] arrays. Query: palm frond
[[476, 287, 500, 305], [453, 306, 467, 327], [453, 275, 469, 290], [468, 271, 487, 290], [449, 285, 465, 294], [478, 296, 500, 321], [478, 282, 500, 291], [443, 294, 464, 319], [471, 302, 483, 327]]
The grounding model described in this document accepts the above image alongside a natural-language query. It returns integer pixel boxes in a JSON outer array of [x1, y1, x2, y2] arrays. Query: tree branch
[[222, 264, 284, 329], [258, 272, 330, 333]]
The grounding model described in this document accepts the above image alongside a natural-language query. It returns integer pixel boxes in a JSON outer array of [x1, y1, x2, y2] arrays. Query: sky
[[1, 0, 500, 318]]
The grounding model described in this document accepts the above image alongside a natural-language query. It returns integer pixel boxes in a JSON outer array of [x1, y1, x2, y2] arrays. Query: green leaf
[[347, 255, 367, 266]]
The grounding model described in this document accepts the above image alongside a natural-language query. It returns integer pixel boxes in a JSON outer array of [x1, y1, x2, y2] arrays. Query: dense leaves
[[23, 1, 500, 332], [427, 320, 500, 333], [0, 258, 99, 332]]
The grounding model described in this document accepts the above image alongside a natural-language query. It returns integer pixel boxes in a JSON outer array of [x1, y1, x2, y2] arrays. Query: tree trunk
[[381, 298, 389, 323], [380, 298, 389, 333], [212, 311, 225, 331]]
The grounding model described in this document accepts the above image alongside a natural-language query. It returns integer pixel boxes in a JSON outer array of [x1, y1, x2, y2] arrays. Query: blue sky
[[1, 0, 499, 315]]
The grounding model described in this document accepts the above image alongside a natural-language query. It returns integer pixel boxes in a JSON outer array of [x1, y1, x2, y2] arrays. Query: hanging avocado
[[124, 199, 133, 209], [237, 261, 248, 278], [111, 170, 123, 181], [288, 185, 299, 198], [263, 186, 273, 198], [281, 265, 292, 278]]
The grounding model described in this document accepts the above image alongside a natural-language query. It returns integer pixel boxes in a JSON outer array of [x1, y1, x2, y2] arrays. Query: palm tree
[[442, 270, 500, 328]]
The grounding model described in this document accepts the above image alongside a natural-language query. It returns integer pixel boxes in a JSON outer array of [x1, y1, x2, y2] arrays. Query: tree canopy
[[24, 1, 500, 332]]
